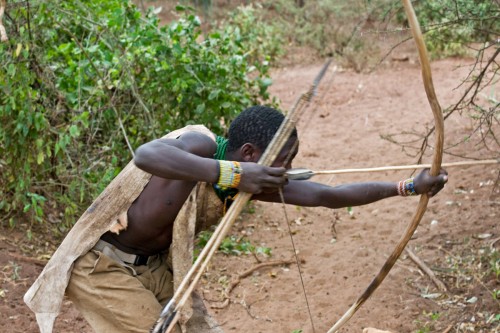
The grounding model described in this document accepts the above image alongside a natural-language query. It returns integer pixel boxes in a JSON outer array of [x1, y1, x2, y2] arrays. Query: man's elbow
[[133, 144, 152, 171]]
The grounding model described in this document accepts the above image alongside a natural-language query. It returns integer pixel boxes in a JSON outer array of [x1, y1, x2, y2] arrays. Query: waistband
[[93, 239, 153, 266]]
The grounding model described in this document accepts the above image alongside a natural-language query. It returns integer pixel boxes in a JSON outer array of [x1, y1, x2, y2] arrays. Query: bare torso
[[101, 175, 198, 256], [101, 131, 222, 256]]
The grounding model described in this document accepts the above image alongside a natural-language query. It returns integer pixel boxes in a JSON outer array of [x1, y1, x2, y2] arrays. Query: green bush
[[395, 0, 500, 58], [0, 0, 278, 230], [265, 0, 498, 65], [266, 0, 350, 56], [220, 4, 284, 67], [263, 0, 384, 71]]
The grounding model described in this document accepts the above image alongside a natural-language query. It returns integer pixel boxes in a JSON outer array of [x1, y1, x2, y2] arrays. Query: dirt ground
[[1, 33, 499, 333]]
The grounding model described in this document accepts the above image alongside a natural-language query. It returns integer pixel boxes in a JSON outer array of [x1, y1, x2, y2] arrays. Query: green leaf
[[15, 44, 22, 57], [7, 64, 16, 77], [208, 89, 220, 101], [260, 77, 273, 87], [0, 0, 278, 229], [37, 152, 44, 165], [23, 204, 31, 213], [69, 125, 80, 138], [58, 43, 72, 53], [195, 103, 205, 114]]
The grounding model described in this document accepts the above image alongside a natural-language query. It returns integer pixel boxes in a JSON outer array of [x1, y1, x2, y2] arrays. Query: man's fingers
[[261, 174, 287, 187], [417, 167, 448, 198], [429, 180, 445, 197], [257, 166, 287, 187], [265, 166, 286, 176], [437, 168, 448, 186]]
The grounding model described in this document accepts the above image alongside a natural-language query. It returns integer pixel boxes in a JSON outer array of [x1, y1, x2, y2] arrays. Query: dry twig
[[405, 247, 448, 292], [382, 47, 500, 163], [209, 258, 296, 309], [227, 258, 297, 293], [442, 325, 453, 333], [209, 298, 229, 310], [8, 253, 47, 267]]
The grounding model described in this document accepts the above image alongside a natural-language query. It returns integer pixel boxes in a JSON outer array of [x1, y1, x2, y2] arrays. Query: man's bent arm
[[133, 132, 289, 194], [134, 132, 220, 183]]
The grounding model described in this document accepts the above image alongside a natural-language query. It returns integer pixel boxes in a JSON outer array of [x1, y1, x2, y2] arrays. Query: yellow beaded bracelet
[[217, 161, 242, 189]]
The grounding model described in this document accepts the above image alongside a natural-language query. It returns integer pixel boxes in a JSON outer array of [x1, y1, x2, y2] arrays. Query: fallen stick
[[227, 258, 297, 293], [209, 258, 296, 309], [8, 253, 47, 267], [210, 298, 229, 310], [442, 324, 453, 333], [405, 248, 447, 292]]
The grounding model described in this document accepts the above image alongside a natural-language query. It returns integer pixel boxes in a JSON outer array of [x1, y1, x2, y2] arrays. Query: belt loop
[[133, 255, 149, 266]]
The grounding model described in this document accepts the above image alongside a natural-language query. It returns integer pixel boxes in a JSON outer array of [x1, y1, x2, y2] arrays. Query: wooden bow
[[326, 1, 444, 332]]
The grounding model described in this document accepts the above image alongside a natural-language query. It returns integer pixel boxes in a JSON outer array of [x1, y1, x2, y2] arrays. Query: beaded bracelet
[[397, 177, 417, 196], [217, 161, 242, 189]]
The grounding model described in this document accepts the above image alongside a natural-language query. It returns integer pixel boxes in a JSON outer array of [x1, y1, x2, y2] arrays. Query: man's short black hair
[[227, 105, 297, 153]]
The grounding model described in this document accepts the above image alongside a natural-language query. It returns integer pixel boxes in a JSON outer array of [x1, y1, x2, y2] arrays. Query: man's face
[[270, 137, 299, 169]]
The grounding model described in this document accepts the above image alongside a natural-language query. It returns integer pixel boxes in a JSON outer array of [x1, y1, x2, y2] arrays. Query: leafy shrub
[[265, 0, 499, 66], [263, 0, 383, 71], [220, 4, 284, 68], [0, 0, 278, 230], [395, 0, 500, 58], [195, 230, 272, 259], [266, 0, 348, 56]]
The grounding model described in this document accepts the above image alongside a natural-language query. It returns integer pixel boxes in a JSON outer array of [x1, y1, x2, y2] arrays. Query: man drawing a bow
[[25, 106, 448, 333]]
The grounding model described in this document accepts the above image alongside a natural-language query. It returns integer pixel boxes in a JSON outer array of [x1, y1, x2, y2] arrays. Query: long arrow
[[285, 159, 499, 180]]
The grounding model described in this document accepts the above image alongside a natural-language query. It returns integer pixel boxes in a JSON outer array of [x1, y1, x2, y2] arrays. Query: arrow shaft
[[313, 159, 498, 176]]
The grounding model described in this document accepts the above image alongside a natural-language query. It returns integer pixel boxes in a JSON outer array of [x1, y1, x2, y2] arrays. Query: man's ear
[[240, 143, 261, 162]]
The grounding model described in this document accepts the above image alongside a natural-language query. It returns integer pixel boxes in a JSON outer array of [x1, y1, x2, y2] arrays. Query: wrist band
[[217, 161, 242, 189], [397, 177, 417, 196]]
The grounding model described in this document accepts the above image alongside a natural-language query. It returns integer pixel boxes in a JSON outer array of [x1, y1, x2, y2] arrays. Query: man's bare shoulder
[[168, 130, 218, 158]]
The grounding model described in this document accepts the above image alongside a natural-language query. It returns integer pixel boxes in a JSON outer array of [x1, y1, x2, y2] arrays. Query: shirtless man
[[65, 105, 448, 333]]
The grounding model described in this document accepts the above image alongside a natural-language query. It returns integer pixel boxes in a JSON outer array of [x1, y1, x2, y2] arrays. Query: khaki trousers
[[66, 249, 223, 333]]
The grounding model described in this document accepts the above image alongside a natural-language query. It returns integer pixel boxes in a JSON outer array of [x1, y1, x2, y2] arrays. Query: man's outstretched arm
[[255, 168, 448, 209]]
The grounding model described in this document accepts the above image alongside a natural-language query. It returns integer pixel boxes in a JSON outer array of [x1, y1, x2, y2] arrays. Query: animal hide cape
[[24, 125, 216, 333]]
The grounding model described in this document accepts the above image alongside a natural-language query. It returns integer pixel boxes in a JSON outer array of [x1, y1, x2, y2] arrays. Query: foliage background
[[0, 0, 498, 232], [0, 0, 280, 231]]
